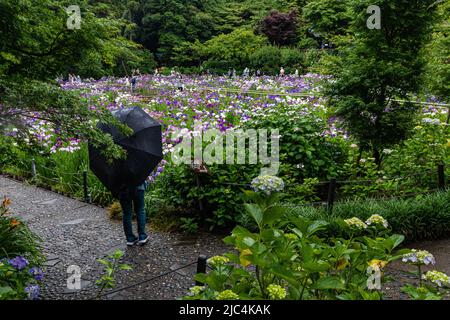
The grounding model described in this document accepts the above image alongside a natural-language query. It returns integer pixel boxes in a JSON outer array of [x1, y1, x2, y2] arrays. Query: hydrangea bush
[[0, 257, 44, 300], [251, 175, 285, 195], [0, 198, 44, 300], [401, 249, 449, 300], [184, 185, 410, 300]]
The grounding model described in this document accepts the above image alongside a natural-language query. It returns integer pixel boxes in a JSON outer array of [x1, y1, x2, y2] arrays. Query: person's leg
[[133, 189, 148, 243], [119, 190, 137, 245]]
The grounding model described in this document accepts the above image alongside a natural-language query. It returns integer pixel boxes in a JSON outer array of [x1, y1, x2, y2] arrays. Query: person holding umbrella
[[89, 107, 163, 247], [119, 181, 149, 246]]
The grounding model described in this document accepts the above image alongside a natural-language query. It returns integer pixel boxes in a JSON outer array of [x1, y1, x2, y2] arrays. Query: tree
[[0, 0, 142, 159], [328, 0, 437, 167], [250, 46, 282, 74], [137, 0, 217, 65], [302, 0, 353, 47], [198, 28, 267, 69], [259, 10, 299, 46], [424, 0, 450, 105]]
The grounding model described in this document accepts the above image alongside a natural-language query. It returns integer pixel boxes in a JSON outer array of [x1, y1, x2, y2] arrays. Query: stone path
[[0, 175, 230, 300]]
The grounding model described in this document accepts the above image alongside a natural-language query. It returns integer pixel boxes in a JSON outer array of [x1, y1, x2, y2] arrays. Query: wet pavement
[[0, 175, 230, 300]]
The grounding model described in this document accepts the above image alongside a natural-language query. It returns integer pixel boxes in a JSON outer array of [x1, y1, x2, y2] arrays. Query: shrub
[[148, 109, 345, 230], [249, 46, 282, 75], [185, 179, 408, 300], [287, 190, 450, 241], [280, 48, 304, 72], [108, 201, 122, 220], [0, 257, 44, 300], [0, 198, 44, 300], [0, 198, 43, 262]]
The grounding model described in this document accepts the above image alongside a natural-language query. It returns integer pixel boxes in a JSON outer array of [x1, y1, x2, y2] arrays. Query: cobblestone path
[[0, 175, 230, 300]]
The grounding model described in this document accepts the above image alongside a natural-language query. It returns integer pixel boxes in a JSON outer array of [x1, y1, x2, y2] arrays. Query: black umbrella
[[88, 107, 163, 198]]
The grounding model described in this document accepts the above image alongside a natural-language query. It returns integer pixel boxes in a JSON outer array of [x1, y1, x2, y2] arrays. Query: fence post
[[195, 255, 207, 285], [31, 158, 37, 178], [83, 170, 90, 203], [195, 173, 204, 212], [438, 164, 445, 190], [327, 178, 337, 214]]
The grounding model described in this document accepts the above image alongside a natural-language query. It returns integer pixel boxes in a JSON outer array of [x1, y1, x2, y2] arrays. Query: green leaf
[[242, 236, 256, 247], [97, 259, 109, 266], [312, 277, 346, 290], [0, 286, 13, 297], [263, 205, 286, 226], [244, 203, 263, 228], [119, 264, 132, 270], [292, 228, 303, 239], [194, 273, 208, 285], [302, 260, 331, 273], [269, 265, 298, 286], [387, 234, 405, 250], [307, 220, 329, 236]]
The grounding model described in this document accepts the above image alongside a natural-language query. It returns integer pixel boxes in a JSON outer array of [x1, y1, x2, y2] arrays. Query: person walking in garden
[[131, 70, 138, 92], [119, 182, 149, 246]]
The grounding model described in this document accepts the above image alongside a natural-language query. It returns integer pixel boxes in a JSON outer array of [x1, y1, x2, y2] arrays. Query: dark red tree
[[259, 10, 298, 46]]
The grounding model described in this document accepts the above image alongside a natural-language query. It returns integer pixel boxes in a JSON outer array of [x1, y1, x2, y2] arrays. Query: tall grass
[[287, 190, 450, 242]]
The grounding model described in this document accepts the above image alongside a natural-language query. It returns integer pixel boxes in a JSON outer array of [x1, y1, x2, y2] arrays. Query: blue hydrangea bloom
[[8, 256, 29, 270], [25, 285, 40, 300]]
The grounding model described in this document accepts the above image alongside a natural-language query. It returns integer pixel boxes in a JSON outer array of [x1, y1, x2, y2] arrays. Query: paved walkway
[[0, 175, 229, 300]]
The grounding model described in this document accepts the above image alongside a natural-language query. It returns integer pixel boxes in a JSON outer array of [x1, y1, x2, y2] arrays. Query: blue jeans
[[119, 187, 148, 242]]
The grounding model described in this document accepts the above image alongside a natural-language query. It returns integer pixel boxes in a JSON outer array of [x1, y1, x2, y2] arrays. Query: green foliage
[[137, 0, 218, 64], [0, 0, 145, 80], [179, 217, 199, 234], [185, 187, 406, 300], [0, 198, 44, 300], [249, 46, 305, 74], [147, 109, 345, 230], [198, 28, 268, 71], [288, 190, 450, 242], [249, 46, 282, 74], [424, 0, 450, 102], [0, 198, 43, 263], [328, 0, 438, 166], [252, 110, 346, 181], [401, 284, 443, 300], [302, 0, 353, 45], [96, 250, 132, 299], [280, 47, 305, 71], [0, 0, 150, 158]]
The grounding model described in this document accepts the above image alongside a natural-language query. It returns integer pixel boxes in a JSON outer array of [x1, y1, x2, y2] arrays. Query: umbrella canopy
[[88, 107, 163, 198]]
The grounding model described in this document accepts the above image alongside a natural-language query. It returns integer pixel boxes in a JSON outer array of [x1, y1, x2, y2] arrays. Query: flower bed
[[0, 198, 44, 300]]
